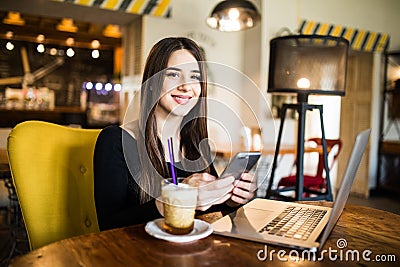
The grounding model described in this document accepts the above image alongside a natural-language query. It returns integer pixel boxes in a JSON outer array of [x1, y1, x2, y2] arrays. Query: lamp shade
[[268, 35, 349, 97], [206, 0, 261, 32]]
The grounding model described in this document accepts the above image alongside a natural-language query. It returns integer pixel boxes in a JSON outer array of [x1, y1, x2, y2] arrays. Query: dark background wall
[[0, 39, 114, 107]]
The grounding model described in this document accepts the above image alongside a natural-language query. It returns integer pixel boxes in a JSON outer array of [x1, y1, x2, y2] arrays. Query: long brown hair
[[137, 37, 210, 202]]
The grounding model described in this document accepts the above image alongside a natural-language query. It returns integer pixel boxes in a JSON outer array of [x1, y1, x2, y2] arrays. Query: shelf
[[0, 107, 86, 128]]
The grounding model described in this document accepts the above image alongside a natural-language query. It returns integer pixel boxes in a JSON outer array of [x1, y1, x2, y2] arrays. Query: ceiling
[[0, 0, 140, 25], [0, 0, 141, 49]]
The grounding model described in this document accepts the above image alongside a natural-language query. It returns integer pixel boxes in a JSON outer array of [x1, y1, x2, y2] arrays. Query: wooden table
[[9, 203, 399, 267]]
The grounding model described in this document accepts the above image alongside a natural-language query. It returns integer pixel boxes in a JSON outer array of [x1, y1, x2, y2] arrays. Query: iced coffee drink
[[161, 179, 198, 235]]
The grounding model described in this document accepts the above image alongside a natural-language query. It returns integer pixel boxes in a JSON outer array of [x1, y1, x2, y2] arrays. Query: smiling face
[[155, 49, 202, 119]]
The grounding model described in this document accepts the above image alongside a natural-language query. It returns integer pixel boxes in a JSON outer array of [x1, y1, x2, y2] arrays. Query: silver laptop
[[212, 129, 371, 251]]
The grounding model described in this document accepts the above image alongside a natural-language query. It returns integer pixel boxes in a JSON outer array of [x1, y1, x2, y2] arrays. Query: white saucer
[[145, 218, 213, 243]]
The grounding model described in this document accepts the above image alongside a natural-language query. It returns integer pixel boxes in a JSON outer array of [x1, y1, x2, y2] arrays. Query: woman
[[94, 37, 256, 231]]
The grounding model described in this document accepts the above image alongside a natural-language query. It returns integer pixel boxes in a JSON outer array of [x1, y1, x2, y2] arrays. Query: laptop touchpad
[[233, 207, 275, 230]]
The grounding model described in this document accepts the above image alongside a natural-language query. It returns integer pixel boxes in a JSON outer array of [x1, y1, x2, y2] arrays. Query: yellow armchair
[[7, 120, 101, 250]]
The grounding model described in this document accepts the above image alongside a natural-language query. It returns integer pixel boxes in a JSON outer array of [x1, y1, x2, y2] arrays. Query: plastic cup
[[161, 178, 198, 235]]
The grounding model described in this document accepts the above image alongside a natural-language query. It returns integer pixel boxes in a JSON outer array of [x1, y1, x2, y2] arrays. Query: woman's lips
[[172, 95, 192, 105]]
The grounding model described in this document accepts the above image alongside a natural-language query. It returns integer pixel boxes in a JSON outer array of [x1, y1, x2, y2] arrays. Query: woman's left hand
[[227, 172, 257, 207], [184, 173, 235, 211]]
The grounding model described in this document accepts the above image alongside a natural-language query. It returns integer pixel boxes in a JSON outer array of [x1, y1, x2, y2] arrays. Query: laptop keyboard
[[259, 206, 327, 240]]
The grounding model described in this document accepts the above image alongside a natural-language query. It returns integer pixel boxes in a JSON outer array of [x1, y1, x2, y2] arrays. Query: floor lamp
[[265, 35, 349, 201]]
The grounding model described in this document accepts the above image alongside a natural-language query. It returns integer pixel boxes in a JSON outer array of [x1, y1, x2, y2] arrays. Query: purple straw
[[167, 137, 178, 185]]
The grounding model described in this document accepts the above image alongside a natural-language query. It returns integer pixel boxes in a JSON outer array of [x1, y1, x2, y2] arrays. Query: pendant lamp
[[206, 0, 261, 32]]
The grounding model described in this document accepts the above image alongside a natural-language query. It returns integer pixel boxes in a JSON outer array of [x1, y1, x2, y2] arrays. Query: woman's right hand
[[184, 173, 235, 211]]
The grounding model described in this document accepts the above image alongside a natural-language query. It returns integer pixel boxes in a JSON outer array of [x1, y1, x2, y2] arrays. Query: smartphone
[[219, 151, 261, 180]]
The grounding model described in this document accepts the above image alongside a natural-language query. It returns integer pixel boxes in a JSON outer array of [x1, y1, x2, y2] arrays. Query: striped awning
[[53, 0, 172, 17], [298, 19, 390, 52]]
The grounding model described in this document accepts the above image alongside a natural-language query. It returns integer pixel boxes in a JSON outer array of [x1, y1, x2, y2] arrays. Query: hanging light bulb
[[95, 82, 103, 91], [37, 34, 45, 43], [50, 48, 58, 56], [37, 44, 45, 53], [6, 31, 14, 39], [114, 83, 122, 92], [66, 37, 75, 46], [86, 82, 94, 90], [66, 48, 75, 57], [5, 31, 14, 51], [92, 49, 100, 59], [91, 40, 100, 49], [105, 83, 113, 91], [6, 41, 14, 51], [206, 0, 261, 32]]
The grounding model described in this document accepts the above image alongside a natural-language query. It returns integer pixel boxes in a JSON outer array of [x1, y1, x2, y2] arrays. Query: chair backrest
[[7, 120, 101, 250], [306, 138, 342, 177]]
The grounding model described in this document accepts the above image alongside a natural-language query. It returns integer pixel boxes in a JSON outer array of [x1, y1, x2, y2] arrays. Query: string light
[[95, 82, 102, 91], [92, 49, 100, 59], [114, 83, 122, 92], [6, 42, 14, 51], [104, 83, 113, 91], [37, 44, 45, 53], [50, 48, 57, 55], [83, 82, 121, 93], [66, 48, 75, 57], [85, 82, 94, 90]]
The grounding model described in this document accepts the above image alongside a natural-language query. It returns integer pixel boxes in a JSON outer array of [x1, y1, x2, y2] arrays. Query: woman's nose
[[178, 83, 191, 91], [177, 76, 192, 91]]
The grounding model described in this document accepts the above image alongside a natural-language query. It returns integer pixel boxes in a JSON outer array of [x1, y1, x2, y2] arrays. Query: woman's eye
[[166, 71, 180, 79], [191, 74, 201, 81]]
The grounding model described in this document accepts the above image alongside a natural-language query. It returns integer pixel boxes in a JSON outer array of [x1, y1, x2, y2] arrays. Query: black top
[[93, 125, 225, 231]]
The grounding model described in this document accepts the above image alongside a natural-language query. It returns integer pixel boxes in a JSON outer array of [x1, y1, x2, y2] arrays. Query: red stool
[[277, 138, 342, 198]]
